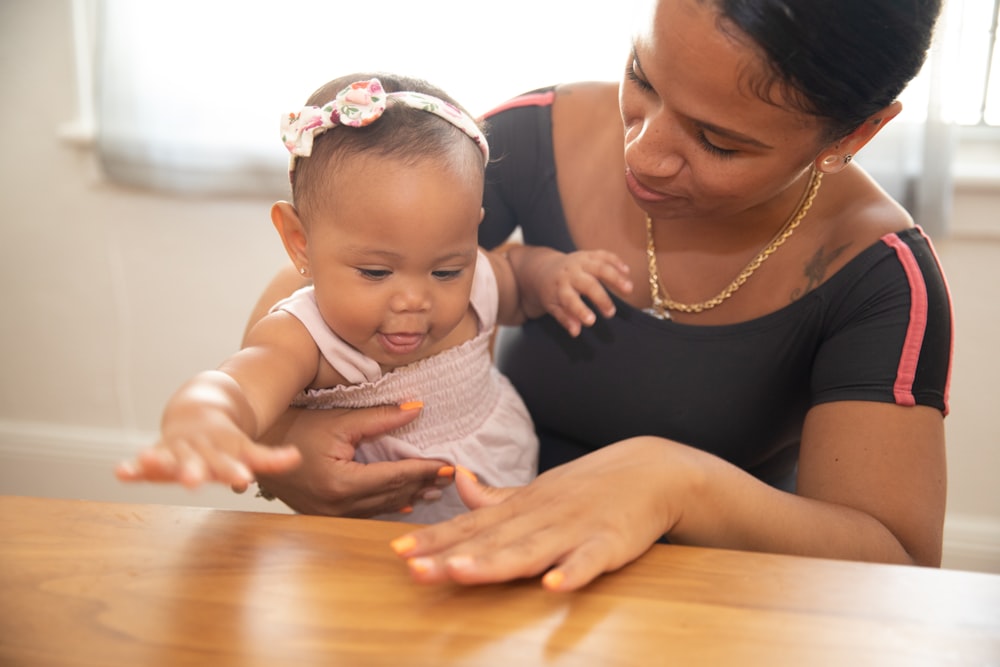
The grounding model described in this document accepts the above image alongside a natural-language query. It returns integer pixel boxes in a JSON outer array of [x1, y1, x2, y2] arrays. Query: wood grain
[[1, 495, 998, 666]]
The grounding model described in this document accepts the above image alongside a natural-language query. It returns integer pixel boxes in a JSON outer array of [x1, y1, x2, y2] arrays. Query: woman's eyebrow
[[631, 46, 774, 150], [697, 121, 774, 149]]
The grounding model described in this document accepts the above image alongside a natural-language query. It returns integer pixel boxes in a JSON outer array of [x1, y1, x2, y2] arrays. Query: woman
[[253, 0, 951, 591]]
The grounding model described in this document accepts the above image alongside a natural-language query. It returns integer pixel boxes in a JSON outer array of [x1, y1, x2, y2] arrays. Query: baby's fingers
[[578, 251, 633, 301], [114, 446, 195, 485], [204, 441, 301, 489], [183, 436, 295, 488], [162, 438, 214, 487], [240, 442, 303, 474], [188, 439, 255, 488], [114, 450, 175, 482], [545, 302, 588, 337], [570, 277, 617, 320]]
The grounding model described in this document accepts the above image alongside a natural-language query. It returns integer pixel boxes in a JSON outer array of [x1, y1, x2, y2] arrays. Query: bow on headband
[[280, 78, 489, 172]]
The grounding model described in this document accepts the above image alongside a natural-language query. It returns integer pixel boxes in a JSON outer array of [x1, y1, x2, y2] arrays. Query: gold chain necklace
[[644, 167, 823, 320]]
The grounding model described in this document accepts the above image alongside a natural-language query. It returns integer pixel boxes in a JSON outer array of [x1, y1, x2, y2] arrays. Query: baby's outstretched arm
[[115, 314, 316, 490], [115, 370, 299, 489], [492, 244, 633, 337]]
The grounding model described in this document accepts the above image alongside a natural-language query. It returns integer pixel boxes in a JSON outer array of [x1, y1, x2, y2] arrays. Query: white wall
[[0, 0, 288, 513], [1, 0, 997, 570]]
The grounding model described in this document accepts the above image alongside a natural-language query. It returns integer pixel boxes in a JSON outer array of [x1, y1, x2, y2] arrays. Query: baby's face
[[305, 150, 484, 369]]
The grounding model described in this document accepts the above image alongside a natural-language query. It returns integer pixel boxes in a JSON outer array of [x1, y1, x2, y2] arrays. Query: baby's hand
[[533, 250, 633, 337], [115, 413, 301, 491]]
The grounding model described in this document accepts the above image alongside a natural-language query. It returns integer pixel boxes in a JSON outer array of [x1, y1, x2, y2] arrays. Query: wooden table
[[1, 496, 997, 666]]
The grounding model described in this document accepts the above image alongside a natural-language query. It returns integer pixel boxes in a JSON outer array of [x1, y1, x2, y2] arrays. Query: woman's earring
[[843, 153, 853, 164], [821, 154, 841, 168]]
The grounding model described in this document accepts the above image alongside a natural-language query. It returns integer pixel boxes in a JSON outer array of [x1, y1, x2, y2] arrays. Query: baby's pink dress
[[272, 251, 539, 523]]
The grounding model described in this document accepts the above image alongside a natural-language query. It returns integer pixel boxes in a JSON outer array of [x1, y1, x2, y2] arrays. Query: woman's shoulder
[[552, 81, 619, 105], [797, 164, 916, 291], [481, 85, 558, 121], [820, 165, 915, 251], [550, 82, 621, 135]]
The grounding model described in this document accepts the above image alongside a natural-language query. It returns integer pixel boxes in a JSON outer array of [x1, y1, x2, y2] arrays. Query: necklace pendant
[[643, 307, 671, 320]]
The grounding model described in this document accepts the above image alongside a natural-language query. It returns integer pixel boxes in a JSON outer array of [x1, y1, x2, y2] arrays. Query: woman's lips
[[378, 332, 424, 356], [625, 168, 675, 203]]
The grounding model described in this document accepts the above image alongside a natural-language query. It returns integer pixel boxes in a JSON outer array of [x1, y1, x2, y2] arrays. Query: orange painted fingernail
[[437, 465, 455, 478], [445, 554, 475, 572], [390, 535, 417, 555], [456, 465, 478, 483], [399, 506, 413, 514], [400, 400, 423, 411], [542, 569, 565, 590], [407, 557, 433, 574]]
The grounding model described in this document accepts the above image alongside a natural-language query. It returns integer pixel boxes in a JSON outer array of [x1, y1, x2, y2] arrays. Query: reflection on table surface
[[1, 495, 998, 666]]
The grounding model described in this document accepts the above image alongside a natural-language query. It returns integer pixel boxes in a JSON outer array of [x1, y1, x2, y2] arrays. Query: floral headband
[[280, 78, 489, 173]]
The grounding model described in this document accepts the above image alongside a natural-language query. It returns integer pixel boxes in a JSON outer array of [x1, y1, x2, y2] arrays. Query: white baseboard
[[0, 419, 290, 513], [0, 418, 154, 463], [942, 513, 1000, 574], [1, 419, 998, 572]]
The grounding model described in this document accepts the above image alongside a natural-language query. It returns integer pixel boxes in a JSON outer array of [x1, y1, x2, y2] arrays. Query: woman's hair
[[291, 72, 484, 221], [715, 0, 943, 140]]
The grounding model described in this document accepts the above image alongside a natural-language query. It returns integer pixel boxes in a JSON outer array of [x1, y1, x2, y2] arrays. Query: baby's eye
[[358, 268, 391, 280], [432, 269, 463, 281]]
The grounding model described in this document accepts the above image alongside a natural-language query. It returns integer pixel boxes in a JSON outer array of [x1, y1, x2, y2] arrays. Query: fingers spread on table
[[539, 536, 621, 592]]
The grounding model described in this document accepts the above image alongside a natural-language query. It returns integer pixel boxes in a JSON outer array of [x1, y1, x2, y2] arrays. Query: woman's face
[[620, 0, 828, 223]]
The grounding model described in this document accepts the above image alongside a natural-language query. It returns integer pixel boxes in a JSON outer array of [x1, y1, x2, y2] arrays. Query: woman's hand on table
[[252, 404, 453, 517], [390, 437, 689, 592]]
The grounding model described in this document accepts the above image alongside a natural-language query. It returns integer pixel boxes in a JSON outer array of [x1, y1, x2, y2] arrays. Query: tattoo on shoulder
[[791, 243, 851, 301]]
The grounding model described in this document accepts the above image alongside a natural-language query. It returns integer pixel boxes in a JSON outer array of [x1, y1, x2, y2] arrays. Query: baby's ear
[[271, 201, 310, 275]]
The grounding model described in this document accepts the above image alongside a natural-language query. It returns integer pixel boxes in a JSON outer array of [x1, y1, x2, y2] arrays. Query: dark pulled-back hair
[[715, 0, 943, 140], [290, 72, 485, 221]]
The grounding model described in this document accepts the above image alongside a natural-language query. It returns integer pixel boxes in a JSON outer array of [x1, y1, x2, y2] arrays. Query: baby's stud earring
[[298, 266, 307, 276]]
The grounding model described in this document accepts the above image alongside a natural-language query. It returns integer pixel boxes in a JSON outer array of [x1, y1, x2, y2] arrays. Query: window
[[79, 0, 998, 201], [91, 0, 645, 196], [943, 0, 999, 126]]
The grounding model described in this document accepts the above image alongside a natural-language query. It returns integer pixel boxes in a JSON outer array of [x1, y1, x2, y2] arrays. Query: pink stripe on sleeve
[[881, 233, 928, 406], [480, 91, 556, 120], [915, 226, 954, 414]]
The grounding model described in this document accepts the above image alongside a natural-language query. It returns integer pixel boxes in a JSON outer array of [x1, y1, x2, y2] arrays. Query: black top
[[479, 88, 953, 488]]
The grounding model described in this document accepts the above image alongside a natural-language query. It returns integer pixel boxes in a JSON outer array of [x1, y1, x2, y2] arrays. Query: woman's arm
[[390, 400, 945, 590]]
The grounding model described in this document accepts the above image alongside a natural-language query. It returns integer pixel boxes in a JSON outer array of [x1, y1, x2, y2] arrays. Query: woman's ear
[[815, 100, 903, 174], [271, 201, 310, 277]]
